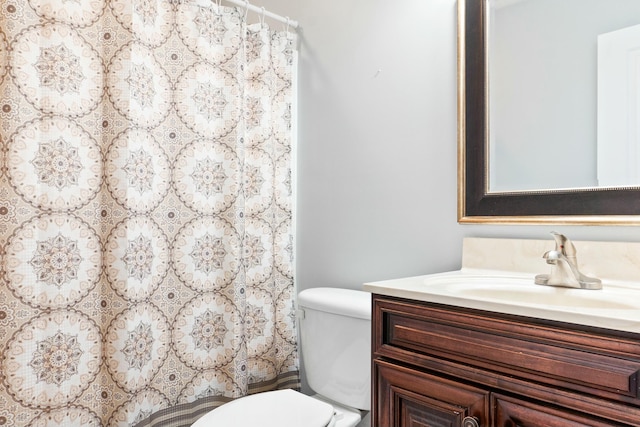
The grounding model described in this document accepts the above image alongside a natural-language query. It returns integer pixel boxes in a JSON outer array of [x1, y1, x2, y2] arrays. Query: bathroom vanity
[[371, 295, 640, 426], [365, 237, 640, 427]]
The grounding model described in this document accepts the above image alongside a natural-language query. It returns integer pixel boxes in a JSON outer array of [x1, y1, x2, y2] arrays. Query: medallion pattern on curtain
[[0, 0, 299, 426]]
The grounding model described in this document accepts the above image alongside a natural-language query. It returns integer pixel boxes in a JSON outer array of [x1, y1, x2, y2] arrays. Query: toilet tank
[[297, 287, 371, 411]]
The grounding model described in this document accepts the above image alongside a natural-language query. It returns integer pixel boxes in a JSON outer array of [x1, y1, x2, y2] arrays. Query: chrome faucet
[[534, 232, 602, 290]]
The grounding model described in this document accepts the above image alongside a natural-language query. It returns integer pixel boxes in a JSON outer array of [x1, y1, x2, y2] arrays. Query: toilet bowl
[[191, 287, 371, 427]]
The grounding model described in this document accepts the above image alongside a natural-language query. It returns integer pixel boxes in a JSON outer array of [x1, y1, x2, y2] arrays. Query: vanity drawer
[[373, 296, 640, 402]]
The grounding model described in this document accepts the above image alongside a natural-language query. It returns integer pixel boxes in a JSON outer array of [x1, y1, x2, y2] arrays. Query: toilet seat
[[191, 389, 336, 427]]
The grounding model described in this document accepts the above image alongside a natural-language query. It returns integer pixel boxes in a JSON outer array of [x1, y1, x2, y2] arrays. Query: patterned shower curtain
[[0, 0, 298, 426]]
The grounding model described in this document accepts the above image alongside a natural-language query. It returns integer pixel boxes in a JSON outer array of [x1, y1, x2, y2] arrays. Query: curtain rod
[[223, 0, 299, 29]]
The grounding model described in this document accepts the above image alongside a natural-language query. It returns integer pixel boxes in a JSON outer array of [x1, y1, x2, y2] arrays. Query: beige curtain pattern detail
[[0, 1, 298, 426]]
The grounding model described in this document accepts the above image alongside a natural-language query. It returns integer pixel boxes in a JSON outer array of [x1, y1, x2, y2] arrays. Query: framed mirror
[[458, 0, 640, 224]]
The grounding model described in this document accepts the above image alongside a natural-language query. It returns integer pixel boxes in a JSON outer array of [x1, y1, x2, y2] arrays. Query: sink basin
[[422, 274, 636, 310]]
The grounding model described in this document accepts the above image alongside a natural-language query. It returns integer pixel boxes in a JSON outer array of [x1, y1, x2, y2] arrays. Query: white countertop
[[363, 237, 640, 334]]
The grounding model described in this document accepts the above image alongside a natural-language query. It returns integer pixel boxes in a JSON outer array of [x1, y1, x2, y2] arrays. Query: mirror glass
[[488, 0, 640, 192]]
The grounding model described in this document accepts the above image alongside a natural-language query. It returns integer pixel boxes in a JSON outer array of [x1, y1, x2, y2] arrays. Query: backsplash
[[462, 237, 640, 283]]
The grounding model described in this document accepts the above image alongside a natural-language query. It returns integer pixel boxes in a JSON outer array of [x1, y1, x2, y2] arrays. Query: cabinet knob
[[462, 416, 480, 427]]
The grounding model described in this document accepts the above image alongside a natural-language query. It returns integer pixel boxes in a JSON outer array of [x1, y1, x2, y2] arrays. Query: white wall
[[261, 0, 464, 288], [251, 0, 640, 391]]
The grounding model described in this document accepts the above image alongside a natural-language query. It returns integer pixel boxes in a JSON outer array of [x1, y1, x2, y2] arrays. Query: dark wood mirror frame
[[458, 0, 640, 225]]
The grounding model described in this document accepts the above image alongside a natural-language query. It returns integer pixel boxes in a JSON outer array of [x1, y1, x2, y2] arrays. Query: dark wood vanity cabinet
[[372, 295, 640, 427]]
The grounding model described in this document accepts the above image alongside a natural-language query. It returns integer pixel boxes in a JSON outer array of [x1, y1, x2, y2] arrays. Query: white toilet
[[192, 287, 371, 427]]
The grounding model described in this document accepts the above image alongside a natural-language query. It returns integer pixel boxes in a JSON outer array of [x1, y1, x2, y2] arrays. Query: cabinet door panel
[[493, 394, 630, 427], [374, 359, 489, 427], [397, 388, 463, 427]]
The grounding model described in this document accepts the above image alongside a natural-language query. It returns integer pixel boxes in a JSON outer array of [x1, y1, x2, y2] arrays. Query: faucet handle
[[550, 231, 576, 258]]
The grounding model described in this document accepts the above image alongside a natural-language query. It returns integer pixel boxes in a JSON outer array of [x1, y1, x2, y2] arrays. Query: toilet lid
[[192, 389, 335, 427]]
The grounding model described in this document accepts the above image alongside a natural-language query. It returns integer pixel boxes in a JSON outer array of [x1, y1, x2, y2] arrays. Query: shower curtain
[[0, 1, 298, 426]]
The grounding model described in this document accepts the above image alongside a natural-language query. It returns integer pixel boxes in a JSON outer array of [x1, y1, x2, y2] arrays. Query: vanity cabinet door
[[493, 394, 631, 427], [374, 359, 489, 427]]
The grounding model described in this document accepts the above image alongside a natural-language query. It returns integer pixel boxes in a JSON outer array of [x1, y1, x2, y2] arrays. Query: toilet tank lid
[[298, 287, 371, 320]]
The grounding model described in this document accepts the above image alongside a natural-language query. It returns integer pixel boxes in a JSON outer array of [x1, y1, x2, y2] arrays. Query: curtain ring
[[243, 0, 250, 21], [285, 16, 290, 33], [213, 0, 222, 15], [260, 6, 266, 27]]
